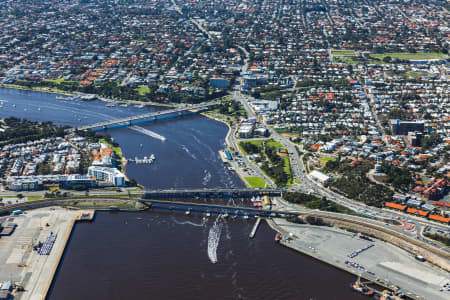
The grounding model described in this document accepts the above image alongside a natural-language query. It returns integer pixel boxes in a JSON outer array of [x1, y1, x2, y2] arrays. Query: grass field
[[237, 140, 266, 155], [137, 85, 150, 95], [43, 78, 66, 84], [245, 177, 267, 188], [319, 156, 336, 166], [331, 49, 356, 57], [370, 52, 448, 61], [27, 195, 44, 201]]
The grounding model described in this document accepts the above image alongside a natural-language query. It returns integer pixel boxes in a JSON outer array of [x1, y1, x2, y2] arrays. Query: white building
[[88, 166, 125, 186], [310, 170, 332, 184]]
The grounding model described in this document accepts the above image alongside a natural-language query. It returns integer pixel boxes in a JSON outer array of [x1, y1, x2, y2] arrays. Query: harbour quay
[[269, 218, 450, 300], [0, 207, 94, 300]]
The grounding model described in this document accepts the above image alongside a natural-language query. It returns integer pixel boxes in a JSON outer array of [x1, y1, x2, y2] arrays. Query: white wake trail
[[207, 216, 223, 264]]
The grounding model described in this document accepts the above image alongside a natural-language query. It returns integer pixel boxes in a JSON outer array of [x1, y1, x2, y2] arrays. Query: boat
[[119, 103, 129, 108], [81, 94, 97, 101], [106, 103, 116, 107], [206, 212, 211, 217], [185, 210, 191, 215], [37, 107, 41, 111], [150, 154, 155, 160], [275, 232, 281, 242], [350, 278, 374, 297], [243, 215, 249, 220], [12, 104, 16, 108]]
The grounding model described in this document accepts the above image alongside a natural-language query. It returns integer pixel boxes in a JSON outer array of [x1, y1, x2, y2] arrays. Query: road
[[229, 55, 449, 252]]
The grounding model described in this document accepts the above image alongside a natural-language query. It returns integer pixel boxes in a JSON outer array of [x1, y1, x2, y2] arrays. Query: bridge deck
[[68, 101, 224, 132], [142, 188, 283, 199], [139, 199, 294, 218]]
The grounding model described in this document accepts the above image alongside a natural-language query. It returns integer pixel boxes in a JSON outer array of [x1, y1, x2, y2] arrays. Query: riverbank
[[201, 112, 253, 188], [0, 84, 178, 108]]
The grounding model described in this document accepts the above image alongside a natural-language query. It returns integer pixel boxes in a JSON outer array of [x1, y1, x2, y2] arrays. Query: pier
[[249, 217, 262, 238], [67, 100, 225, 133], [127, 154, 156, 164]]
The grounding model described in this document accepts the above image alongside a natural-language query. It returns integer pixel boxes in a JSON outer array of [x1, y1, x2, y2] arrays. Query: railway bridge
[[142, 188, 284, 200]]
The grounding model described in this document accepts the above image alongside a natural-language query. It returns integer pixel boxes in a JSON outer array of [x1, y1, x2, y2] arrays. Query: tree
[[383, 56, 392, 63]]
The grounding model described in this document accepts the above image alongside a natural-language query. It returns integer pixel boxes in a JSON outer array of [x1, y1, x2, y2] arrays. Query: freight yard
[[0, 207, 93, 300], [272, 218, 450, 300]]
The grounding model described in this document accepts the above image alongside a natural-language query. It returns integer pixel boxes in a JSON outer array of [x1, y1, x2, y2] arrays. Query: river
[[0, 88, 363, 299]]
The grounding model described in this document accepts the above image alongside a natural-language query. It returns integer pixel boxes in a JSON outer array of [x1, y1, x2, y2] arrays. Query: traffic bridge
[[67, 101, 224, 132]]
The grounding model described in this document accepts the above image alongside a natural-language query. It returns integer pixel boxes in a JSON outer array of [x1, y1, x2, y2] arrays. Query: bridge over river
[[67, 100, 224, 132], [139, 199, 293, 218], [142, 188, 284, 200]]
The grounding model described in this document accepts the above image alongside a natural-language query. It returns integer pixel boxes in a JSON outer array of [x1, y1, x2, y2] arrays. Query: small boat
[[12, 104, 16, 108], [119, 103, 129, 108], [37, 107, 41, 111], [243, 215, 249, 220], [222, 213, 229, 218], [185, 210, 191, 215], [350, 277, 374, 297], [206, 212, 211, 217], [24, 108, 27, 112], [106, 103, 116, 107], [275, 232, 281, 242]]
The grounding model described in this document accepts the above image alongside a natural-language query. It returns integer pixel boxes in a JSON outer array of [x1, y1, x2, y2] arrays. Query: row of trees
[[0, 117, 67, 146]]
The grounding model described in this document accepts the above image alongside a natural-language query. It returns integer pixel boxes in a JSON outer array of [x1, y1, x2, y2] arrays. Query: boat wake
[[202, 170, 212, 186], [172, 217, 206, 227], [207, 217, 223, 264], [130, 126, 166, 141], [181, 144, 197, 160]]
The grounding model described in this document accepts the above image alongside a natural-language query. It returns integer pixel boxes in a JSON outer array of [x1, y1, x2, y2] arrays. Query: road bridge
[[142, 188, 284, 199], [67, 101, 224, 133], [139, 199, 293, 218]]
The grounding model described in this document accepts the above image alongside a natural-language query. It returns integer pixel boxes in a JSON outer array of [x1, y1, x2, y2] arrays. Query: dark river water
[[0, 88, 363, 299]]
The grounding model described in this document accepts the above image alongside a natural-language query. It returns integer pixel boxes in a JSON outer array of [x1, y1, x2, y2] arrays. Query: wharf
[[0, 207, 94, 300], [266, 218, 448, 300]]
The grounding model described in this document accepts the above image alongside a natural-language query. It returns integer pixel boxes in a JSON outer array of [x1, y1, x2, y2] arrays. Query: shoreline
[[201, 112, 251, 188], [0, 84, 178, 108]]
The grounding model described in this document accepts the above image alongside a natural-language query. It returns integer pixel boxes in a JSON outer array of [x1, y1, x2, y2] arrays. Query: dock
[[249, 217, 262, 238], [79, 210, 96, 221]]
